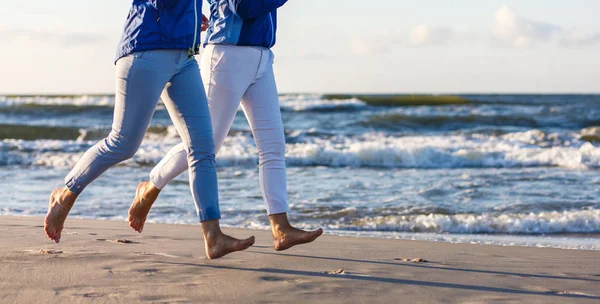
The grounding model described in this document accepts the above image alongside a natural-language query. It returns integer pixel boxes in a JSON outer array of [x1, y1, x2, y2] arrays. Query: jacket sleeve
[[228, 0, 288, 20]]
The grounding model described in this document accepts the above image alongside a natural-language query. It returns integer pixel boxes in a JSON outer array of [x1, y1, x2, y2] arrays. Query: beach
[[1, 94, 600, 250], [1, 216, 599, 303]]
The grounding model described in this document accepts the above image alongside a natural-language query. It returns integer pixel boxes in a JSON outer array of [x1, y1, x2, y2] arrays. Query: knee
[[258, 141, 286, 167], [187, 148, 216, 168], [102, 131, 140, 161]]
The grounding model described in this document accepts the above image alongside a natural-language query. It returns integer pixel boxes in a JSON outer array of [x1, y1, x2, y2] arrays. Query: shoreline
[[4, 214, 599, 251], [1, 215, 599, 303]]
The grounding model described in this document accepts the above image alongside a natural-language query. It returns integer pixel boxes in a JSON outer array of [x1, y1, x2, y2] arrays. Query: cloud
[[0, 28, 108, 47], [560, 30, 600, 47], [492, 5, 562, 48], [410, 25, 465, 47], [350, 26, 475, 55], [350, 35, 395, 56], [351, 38, 371, 55]]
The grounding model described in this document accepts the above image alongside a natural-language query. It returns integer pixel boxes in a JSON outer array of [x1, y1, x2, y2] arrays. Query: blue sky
[[0, 0, 599, 94]]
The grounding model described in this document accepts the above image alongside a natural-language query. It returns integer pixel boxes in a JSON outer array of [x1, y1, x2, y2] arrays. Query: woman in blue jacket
[[44, 0, 255, 259], [128, 0, 323, 251]]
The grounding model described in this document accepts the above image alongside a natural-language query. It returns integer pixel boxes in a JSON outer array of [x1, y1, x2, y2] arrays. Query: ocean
[[1, 94, 599, 250]]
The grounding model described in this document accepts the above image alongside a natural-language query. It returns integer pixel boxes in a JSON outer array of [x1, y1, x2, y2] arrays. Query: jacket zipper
[[188, 0, 199, 57]]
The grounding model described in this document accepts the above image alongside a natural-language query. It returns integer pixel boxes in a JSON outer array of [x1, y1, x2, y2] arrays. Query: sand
[[0, 216, 599, 303]]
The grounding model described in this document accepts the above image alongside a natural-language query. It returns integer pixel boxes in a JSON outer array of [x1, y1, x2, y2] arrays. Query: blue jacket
[[115, 0, 203, 62], [205, 0, 288, 48]]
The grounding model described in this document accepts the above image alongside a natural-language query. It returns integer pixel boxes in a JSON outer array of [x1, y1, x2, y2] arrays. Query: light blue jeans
[[65, 50, 220, 221], [149, 45, 290, 216]]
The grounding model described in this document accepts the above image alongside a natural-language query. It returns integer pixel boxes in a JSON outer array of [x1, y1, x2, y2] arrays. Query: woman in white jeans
[[128, 0, 322, 251], [45, 0, 255, 259]]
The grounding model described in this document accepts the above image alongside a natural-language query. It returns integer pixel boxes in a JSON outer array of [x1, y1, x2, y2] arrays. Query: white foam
[[286, 133, 600, 169], [333, 209, 600, 234], [0, 95, 114, 107], [279, 97, 366, 111], [2, 131, 599, 169], [328, 230, 600, 251], [0, 94, 365, 112]]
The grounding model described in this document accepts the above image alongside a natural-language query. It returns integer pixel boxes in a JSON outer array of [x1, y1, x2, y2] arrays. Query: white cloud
[[347, 5, 600, 56], [560, 30, 600, 47], [0, 27, 109, 47], [410, 25, 463, 46], [351, 37, 372, 55], [351, 26, 472, 54], [492, 5, 561, 48], [350, 34, 395, 56]]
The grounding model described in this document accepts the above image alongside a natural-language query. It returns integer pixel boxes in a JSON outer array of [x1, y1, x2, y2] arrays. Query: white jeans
[[150, 44, 290, 215]]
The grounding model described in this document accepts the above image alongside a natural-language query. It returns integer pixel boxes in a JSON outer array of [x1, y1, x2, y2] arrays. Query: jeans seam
[[67, 57, 139, 193]]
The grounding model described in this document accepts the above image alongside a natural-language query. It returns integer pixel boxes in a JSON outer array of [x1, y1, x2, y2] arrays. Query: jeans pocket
[[133, 51, 147, 59], [209, 46, 226, 72]]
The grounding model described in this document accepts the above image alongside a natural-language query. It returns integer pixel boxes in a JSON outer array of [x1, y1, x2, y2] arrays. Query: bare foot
[[128, 181, 160, 233], [272, 226, 323, 251], [204, 232, 255, 259], [44, 187, 77, 243], [201, 220, 255, 259]]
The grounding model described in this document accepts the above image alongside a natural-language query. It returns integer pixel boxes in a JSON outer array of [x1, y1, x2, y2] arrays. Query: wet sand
[[1, 216, 599, 303]]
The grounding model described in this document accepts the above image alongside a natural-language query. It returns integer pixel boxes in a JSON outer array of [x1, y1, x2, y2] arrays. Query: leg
[[160, 56, 253, 258], [45, 52, 169, 242], [129, 45, 253, 232], [241, 57, 322, 251]]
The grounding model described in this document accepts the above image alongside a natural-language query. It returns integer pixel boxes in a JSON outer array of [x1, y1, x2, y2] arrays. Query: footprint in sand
[[95, 238, 139, 244], [550, 291, 597, 297], [395, 258, 428, 263], [135, 268, 160, 275], [323, 269, 371, 277], [261, 276, 300, 284], [134, 252, 180, 258], [38, 249, 63, 254], [325, 269, 346, 275], [113, 239, 137, 244]]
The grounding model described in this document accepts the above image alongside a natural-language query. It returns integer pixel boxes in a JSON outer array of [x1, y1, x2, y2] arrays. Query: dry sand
[[0, 215, 599, 303]]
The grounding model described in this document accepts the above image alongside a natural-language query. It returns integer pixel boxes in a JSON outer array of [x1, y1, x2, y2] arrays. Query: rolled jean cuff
[[149, 173, 167, 190], [266, 204, 290, 216], [198, 206, 221, 222], [65, 177, 85, 195]]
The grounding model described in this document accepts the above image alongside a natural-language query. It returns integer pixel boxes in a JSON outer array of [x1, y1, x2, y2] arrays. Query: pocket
[[133, 51, 147, 59], [209, 46, 227, 72]]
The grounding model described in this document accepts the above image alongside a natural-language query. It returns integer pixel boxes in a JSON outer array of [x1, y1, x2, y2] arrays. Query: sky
[[0, 0, 599, 94]]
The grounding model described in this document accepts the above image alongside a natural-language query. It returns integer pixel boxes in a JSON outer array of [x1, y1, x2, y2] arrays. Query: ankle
[[269, 213, 292, 233], [271, 223, 295, 238], [201, 220, 223, 242], [142, 182, 160, 197], [58, 187, 78, 204]]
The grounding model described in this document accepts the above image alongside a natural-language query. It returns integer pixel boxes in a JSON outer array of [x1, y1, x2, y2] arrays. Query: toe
[[238, 236, 255, 250], [45, 227, 54, 239], [308, 229, 323, 241]]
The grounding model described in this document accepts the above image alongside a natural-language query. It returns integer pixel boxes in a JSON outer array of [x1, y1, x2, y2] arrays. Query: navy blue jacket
[[205, 0, 288, 48], [115, 0, 202, 62]]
